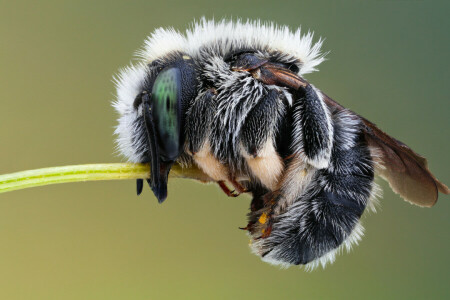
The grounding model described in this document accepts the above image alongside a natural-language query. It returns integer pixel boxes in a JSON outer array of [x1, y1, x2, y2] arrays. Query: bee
[[113, 19, 449, 268]]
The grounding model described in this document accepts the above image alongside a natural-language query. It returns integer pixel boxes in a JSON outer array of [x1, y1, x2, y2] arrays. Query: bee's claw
[[230, 179, 248, 193], [218, 181, 240, 197]]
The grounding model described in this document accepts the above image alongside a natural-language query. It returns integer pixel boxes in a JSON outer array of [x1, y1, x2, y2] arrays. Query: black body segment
[[240, 89, 280, 157], [266, 186, 367, 265], [186, 89, 217, 154], [291, 85, 332, 168]]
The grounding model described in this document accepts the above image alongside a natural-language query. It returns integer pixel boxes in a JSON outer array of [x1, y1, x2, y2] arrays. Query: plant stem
[[0, 163, 211, 194]]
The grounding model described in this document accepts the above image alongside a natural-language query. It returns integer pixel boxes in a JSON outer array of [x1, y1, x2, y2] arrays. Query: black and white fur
[[113, 19, 378, 269]]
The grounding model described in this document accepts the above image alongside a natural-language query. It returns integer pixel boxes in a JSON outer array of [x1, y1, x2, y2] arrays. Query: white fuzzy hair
[[139, 18, 325, 74], [113, 64, 148, 162], [258, 221, 366, 270], [254, 182, 381, 271]]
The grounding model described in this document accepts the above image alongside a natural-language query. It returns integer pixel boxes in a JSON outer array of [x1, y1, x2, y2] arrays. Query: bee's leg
[[240, 89, 278, 157], [290, 84, 333, 169], [250, 113, 375, 267], [249, 183, 270, 213], [238, 60, 333, 169], [240, 89, 284, 190], [217, 181, 239, 197], [229, 179, 248, 194], [186, 89, 216, 155], [244, 185, 272, 232], [186, 89, 239, 197]]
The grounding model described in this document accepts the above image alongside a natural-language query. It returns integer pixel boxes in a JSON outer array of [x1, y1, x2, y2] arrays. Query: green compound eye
[[151, 67, 182, 161]]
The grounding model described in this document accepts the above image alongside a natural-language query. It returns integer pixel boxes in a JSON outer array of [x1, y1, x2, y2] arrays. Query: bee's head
[[114, 54, 198, 202]]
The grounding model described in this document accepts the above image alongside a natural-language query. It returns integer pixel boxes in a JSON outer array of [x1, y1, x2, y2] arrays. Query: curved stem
[[0, 163, 211, 194]]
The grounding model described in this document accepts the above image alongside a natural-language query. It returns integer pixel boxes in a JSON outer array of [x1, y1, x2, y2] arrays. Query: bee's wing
[[321, 92, 449, 207]]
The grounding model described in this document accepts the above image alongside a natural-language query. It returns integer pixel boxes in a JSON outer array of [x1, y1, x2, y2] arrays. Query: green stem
[[0, 163, 211, 194]]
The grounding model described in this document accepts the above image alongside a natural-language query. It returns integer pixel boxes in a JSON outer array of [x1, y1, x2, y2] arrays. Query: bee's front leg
[[217, 181, 239, 197], [186, 89, 217, 155], [186, 89, 244, 197]]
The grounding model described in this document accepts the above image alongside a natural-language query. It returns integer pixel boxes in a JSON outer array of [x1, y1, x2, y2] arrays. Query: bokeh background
[[1, 1, 449, 299]]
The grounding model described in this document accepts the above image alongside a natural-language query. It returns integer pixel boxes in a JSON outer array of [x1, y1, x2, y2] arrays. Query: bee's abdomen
[[249, 110, 375, 268]]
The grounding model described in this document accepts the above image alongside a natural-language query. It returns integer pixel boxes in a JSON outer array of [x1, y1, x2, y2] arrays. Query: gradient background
[[0, 1, 449, 299]]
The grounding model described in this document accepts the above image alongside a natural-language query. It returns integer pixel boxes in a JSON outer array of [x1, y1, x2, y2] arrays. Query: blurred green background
[[0, 1, 449, 299]]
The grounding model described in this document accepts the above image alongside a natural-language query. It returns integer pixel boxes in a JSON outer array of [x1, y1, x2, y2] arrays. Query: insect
[[113, 19, 449, 268]]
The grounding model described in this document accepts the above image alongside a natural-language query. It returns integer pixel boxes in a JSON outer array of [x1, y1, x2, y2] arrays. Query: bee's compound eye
[[151, 67, 182, 161]]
